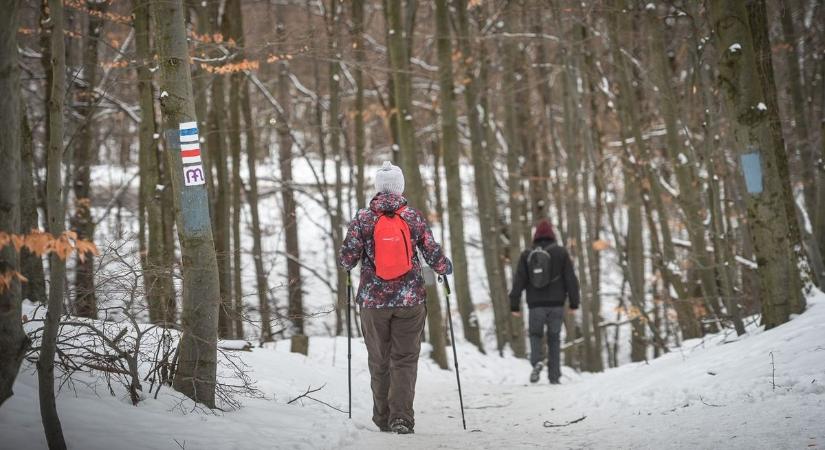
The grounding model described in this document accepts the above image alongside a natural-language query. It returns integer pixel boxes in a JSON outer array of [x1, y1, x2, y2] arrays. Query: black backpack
[[527, 243, 560, 289]]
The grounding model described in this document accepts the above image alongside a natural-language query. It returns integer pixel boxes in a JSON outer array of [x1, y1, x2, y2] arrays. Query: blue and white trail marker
[[179, 121, 199, 143]]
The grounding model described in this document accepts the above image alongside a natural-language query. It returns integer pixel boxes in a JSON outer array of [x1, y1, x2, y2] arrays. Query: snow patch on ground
[[3, 294, 824, 449]]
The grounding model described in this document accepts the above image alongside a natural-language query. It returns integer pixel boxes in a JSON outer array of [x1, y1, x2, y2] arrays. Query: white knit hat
[[374, 161, 405, 194]]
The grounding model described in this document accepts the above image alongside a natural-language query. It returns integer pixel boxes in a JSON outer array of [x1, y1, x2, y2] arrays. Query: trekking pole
[[346, 270, 353, 419], [440, 275, 467, 430]]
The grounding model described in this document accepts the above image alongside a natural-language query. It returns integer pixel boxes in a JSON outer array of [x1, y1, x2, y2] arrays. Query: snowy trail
[[348, 293, 825, 449], [350, 371, 822, 449], [2, 293, 824, 449]]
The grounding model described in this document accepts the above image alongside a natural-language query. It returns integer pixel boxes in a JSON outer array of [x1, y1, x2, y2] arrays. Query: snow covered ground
[[2, 291, 824, 449]]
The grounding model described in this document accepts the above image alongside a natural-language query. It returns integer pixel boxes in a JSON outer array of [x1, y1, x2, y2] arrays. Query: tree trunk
[[134, 0, 176, 325], [188, 1, 215, 208], [579, 20, 605, 372], [749, 0, 812, 307], [454, 0, 510, 354], [709, 0, 806, 329], [225, 0, 245, 339], [208, 59, 233, 339], [352, 0, 367, 210], [646, 7, 742, 335], [71, 0, 107, 319], [152, 0, 221, 408], [501, 0, 527, 359], [385, 0, 448, 369], [39, 0, 68, 445], [607, 3, 647, 360], [275, 6, 305, 336], [327, 0, 348, 338], [435, 0, 483, 352], [241, 82, 272, 342], [0, 0, 30, 409], [19, 102, 47, 305], [779, 3, 816, 220]]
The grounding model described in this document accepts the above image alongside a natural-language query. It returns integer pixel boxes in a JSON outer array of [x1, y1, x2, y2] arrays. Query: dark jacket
[[339, 192, 452, 309], [509, 237, 580, 311]]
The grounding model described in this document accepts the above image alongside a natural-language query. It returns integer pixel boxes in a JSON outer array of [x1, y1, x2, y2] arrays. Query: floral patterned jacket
[[339, 193, 452, 308]]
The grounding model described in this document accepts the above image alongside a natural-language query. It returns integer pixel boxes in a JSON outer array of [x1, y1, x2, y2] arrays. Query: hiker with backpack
[[509, 219, 580, 385], [339, 161, 452, 434]]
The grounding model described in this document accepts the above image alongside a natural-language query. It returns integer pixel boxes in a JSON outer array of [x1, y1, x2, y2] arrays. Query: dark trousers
[[528, 306, 564, 381], [360, 304, 426, 429]]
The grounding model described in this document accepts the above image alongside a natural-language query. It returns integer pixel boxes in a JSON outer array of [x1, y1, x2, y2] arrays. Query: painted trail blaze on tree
[[153, 0, 221, 408], [179, 122, 206, 187]]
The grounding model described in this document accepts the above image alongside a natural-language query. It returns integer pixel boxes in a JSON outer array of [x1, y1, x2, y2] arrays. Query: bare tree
[[0, 0, 29, 409], [39, 0, 69, 446], [152, 0, 221, 407]]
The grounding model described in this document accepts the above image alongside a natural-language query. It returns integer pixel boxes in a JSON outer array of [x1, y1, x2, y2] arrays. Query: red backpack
[[373, 207, 413, 280]]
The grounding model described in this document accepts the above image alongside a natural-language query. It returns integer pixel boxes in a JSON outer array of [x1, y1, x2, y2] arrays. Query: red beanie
[[533, 219, 556, 242]]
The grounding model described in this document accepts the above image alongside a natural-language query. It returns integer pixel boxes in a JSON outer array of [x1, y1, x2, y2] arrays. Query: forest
[[0, 0, 824, 448]]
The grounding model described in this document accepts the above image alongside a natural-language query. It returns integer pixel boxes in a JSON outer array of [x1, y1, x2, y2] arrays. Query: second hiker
[[339, 161, 452, 434], [509, 219, 580, 384]]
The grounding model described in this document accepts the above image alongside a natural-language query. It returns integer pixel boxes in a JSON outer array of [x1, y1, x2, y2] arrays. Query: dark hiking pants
[[529, 306, 565, 381], [360, 304, 426, 429]]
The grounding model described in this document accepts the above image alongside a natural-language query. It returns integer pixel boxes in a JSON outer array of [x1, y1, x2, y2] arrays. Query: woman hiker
[[339, 161, 452, 434]]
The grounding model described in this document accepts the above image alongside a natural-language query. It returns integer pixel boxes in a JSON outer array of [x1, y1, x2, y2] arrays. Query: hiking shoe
[[530, 362, 544, 383], [550, 379, 561, 385], [390, 418, 414, 434]]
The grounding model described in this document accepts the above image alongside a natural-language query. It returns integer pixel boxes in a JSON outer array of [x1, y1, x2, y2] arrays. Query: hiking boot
[[390, 418, 414, 434], [549, 379, 561, 385], [530, 362, 544, 383]]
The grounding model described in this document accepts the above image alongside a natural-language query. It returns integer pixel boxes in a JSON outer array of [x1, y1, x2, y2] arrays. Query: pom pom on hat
[[374, 161, 405, 194]]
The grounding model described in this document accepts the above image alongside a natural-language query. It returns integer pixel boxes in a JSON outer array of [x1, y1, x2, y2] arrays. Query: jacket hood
[[369, 192, 408, 214]]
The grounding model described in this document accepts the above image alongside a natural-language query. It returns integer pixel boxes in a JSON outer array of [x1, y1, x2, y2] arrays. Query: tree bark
[[0, 0, 30, 409], [225, 0, 245, 339], [709, 0, 806, 329], [779, 3, 816, 219], [352, 0, 367, 210], [134, 0, 176, 325], [39, 0, 69, 445], [71, 0, 107, 319], [455, 0, 510, 354], [19, 101, 47, 305], [435, 0, 483, 352], [208, 50, 233, 339], [275, 6, 305, 336], [646, 7, 743, 335], [385, 0, 448, 369], [241, 82, 272, 342], [501, 0, 528, 359], [152, 0, 221, 407], [327, 0, 348, 338]]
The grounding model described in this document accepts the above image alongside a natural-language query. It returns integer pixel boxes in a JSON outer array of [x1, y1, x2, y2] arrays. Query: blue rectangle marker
[[740, 151, 763, 194]]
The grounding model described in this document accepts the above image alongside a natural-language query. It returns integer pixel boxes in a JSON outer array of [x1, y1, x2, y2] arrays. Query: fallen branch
[[466, 402, 512, 410], [287, 384, 348, 414], [288, 384, 326, 405], [699, 396, 724, 407], [543, 416, 586, 428]]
